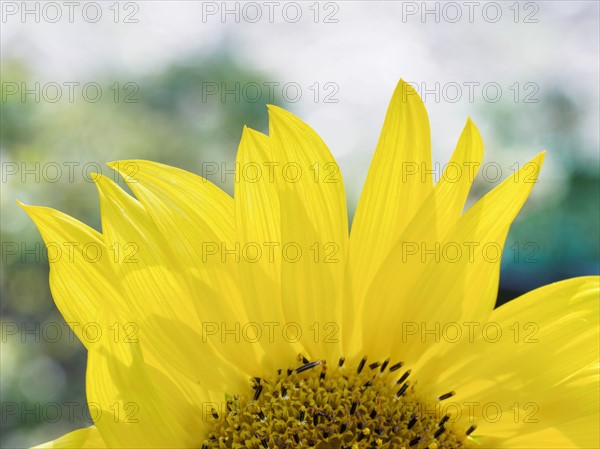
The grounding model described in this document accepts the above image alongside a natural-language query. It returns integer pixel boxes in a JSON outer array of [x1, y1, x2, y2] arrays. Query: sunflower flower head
[[22, 80, 599, 449]]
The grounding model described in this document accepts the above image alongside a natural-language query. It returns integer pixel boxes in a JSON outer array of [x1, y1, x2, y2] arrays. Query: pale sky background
[[2, 0, 599, 206]]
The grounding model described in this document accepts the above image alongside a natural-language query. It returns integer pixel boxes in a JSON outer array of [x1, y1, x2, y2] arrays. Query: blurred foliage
[[1, 53, 599, 448], [489, 89, 600, 304], [1, 52, 279, 448]]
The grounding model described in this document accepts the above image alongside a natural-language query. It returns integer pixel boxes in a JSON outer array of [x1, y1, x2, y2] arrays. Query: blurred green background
[[1, 2, 599, 447], [1, 53, 279, 446]]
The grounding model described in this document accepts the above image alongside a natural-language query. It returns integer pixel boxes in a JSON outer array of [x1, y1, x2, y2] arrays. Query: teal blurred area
[[1, 2, 599, 446]]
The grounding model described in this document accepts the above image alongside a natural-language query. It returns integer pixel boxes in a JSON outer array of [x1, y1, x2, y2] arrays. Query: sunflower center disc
[[202, 358, 471, 449]]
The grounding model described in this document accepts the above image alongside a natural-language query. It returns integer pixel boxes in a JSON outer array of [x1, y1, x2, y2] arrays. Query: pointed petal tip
[[266, 103, 288, 117], [106, 160, 142, 182], [16, 201, 47, 218], [15, 200, 40, 223], [241, 124, 256, 136], [395, 78, 418, 96], [242, 125, 267, 139], [532, 150, 546, 170], [15, 203, 66, 238], [463, 118, 483, 149], [267, 104, 305, 132], [90, 172, 125, 196], [17, 200, 37, 219], [88, 172, 106, 184], [107, 159, 151, 170], [463, 116, 479, 133], [389, 79, 427, 115]]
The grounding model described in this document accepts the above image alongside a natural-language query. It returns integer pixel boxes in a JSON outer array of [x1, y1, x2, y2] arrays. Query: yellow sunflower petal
[[87, 308, 203, 448], [498, 426, 584, 448], [234, 127, 303, 366], [382, 152, 545, 362], [418, 276, 599, 448], [91, 173, 251, 392], [18, 202, 121, 349], [107, 160, 240, 304], [30, 426, 105, 449], [349, 80, 433, 304], [357, 119, 485, 358], [432, 118, 484, 228], [268, 105, 348, 361]]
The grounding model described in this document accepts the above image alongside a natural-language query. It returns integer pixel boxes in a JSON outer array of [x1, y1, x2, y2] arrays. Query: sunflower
[[22, 80, 598, 449]]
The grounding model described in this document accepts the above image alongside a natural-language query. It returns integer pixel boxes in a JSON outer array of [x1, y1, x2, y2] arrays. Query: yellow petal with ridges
[[362, 152, 543, 361], [433, 117, 484, 227], [498, 427, 580, 448], [92, 172, 195, 323], [18, 202, 122, 349], [357, 118, 484, 358], [348, 80, 433, 303], [92, 173, 251, 393], [268, 105, 348, 361], [87, 307, 203, 448], [234, 127, 304, 367], [417, 276, 599, 448], [107, 160, 240, 307], [345, 80, 434, 355], [395, 152, 544, 363]]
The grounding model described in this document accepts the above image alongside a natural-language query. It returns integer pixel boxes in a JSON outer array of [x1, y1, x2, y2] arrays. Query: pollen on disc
[[201, 357, 472, 448]]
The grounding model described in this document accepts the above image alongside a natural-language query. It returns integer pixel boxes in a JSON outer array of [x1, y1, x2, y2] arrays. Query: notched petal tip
[[241, 124, 265, 140]]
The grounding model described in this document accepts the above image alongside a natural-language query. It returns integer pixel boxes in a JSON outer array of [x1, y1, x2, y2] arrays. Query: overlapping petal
[[18, 203, 122, 348], [233, 127, 304, 366], [268, 105, 348, 361], [417, 277, 599, 448], [92, 173, 251, 393], [86, 308, 203, 448], [347, 80, 433, 311], [355, 117, 483, 358], [363, 152, 544, 361]]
